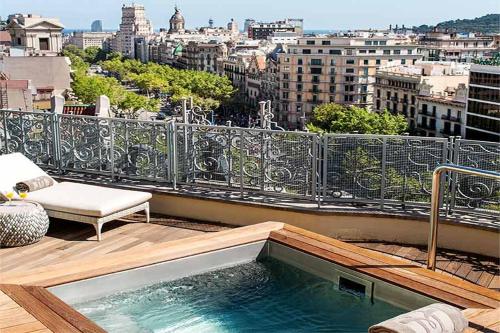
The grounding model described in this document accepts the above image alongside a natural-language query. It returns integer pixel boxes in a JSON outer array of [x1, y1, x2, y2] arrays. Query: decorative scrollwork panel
[[0, 110, 56, 168]]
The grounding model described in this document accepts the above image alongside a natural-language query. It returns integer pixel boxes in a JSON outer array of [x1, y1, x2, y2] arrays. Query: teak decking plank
[[269, 231, 494, 309], [0, 285, 79, 333], [282, 224, 500, 302], [23, 286, 105, 333]]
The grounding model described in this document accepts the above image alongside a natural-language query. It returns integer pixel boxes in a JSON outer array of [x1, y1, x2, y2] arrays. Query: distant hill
[[414, 14, 500, 34]]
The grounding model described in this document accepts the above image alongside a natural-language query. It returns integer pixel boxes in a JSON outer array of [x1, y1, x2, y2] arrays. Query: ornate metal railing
[[0, 109, 498, 221]]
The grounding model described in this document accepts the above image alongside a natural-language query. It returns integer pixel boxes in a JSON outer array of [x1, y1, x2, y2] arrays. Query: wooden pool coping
[[1, 222, 499, 332]]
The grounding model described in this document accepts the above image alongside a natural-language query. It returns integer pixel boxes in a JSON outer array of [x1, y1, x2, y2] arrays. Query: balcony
[[309, 89, 322, 93], [441, 114, 462, 123], [419, 123, 437, 131], [419, 109, 437, 118], [0, 108, 499, 332]]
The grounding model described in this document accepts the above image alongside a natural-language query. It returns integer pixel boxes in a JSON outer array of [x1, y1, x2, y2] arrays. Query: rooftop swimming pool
[[73, 258, 406, 332], [50, 240, 436, 332]]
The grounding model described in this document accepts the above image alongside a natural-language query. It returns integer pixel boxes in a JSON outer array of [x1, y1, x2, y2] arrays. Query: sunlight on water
[[74, 258, 405, 332]]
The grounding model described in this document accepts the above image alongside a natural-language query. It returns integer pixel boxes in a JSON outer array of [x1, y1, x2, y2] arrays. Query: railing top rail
[[455, 137, 500, 146], [0, 109, 53, 116], [176, 122, 318, 136], [324, 133, 450, 142]]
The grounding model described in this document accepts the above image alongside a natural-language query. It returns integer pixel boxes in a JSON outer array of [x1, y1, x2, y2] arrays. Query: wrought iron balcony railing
[[0, 109, 498, 222]]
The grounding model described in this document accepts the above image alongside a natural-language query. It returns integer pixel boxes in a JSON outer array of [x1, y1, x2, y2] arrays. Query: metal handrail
[[427, 164, 500, 270]]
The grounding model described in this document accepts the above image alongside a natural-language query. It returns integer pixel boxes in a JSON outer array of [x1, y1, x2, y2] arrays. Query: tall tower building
[[227, 18, 238, 34], [115, 4, 153, 58], [91, 20, 103, 32], [168, 6, 185, 34]]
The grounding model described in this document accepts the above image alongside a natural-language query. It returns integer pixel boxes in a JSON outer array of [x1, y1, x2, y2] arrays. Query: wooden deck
[[0, 216, 498, 332]]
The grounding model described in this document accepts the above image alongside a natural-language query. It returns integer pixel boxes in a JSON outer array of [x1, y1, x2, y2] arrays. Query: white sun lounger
[[0, 153, 151, 241]]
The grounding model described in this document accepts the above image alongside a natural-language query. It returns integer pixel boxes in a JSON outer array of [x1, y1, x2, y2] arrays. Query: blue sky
[[1, 0, 499, 30]]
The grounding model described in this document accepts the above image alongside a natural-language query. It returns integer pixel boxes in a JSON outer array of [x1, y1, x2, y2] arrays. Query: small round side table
[[0, 201, 49, 247]]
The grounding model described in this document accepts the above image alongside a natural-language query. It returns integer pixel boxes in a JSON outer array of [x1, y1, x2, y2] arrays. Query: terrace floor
[[0, 214, 498, 332]]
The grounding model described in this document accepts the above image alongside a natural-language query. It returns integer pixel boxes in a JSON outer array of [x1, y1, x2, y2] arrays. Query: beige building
[[277, 34, 422, 129], [373, 61, 469, 136], [68, 31, 114, 50], [416, 83, 467, 138], [245, 54, 266, 107], [114, 4, 153, 58], [420, 31, 498, 63], [184, 41, 228, 73], [7, 14, 64, 55]]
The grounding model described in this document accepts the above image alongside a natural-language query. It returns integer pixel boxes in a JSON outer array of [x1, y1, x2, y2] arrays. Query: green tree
[[307, 103, 408, 135]]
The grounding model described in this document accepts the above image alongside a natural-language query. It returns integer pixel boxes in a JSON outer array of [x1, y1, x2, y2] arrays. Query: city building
[[417, 83, 467, 137], [6, 14, 64, 55], [91, 20, 103, 32], [277, 34, 422, 129], [267, 31, 298, 45], [113, 4, 153, 58], [464, 64, 499, 142], [227, 19, 238, 34], [168, 6, 185, 34], [420, 30, 498, 63], [374, 62, 469, 134], [184, 41, 228, 73], [245, 54, 266, 107], [248, 19, 303, 40], [68, 31, 114, 50], [243, 19, 255, 34], [0, 56, 71, 110]]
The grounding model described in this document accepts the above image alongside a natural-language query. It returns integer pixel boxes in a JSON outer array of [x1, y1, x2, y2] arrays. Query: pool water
[[74, 258, 406, 332]]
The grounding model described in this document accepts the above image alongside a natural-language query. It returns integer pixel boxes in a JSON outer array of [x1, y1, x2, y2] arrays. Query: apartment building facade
[[114, 4, 153, 58], [420, 31, 499, 63], [248, 19, 303, 40], [373, 62, 469, 134], [277, 35, 422, 129], [184, 41, 228, 73], [68, 32, 114, 50], [465, 64, 499, 142]]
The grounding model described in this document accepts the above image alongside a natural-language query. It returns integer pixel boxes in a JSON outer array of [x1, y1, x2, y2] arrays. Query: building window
[[363, 59, 369, 65], [306, 40, 315, 45], [377, 89, 381, 98], [302, 49, 311, 54], [311, 67, 322, 74], [394, 50, 401, 55], [408, 49, 413, 55], [311, 59, 322, 66], [283, 73, 289, 80], [359, 50, 367, 54], [329, 49, 341, 55], [346, 68, 354, 73], [369, 50, 376, 54], [401, 59, 406, 65], [297, 94, 302, 102], [298, 67, 303, 74], [312, 76, 319, 83], [283, 82, 289, 89], [322, 40, 331, 46], [283, 92, 289, 99], [364, 41, 372, 46], [383, 50, 391, 55], [298, 58, 303, 65], [297, 83, 302, 91], [330, 85, 336, 93], [346, 59, 355, 65], [297, 75, 302, 82], [376, 59, 381, 65]]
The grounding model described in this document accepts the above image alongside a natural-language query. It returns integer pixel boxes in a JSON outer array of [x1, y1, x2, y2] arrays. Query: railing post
[[239, 128, 244, 198], [110, 120, 115, 181], [322, 135, 328, 205], [380, 137, 387, 210], [53, 113, 61, 173], [448, 137, 460, 214], [2, 110, 9, 154], [311, 134, 318, 207]]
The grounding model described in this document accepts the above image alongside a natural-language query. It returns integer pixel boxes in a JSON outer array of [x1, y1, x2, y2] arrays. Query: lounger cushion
[[27, 182, 152, 217]]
